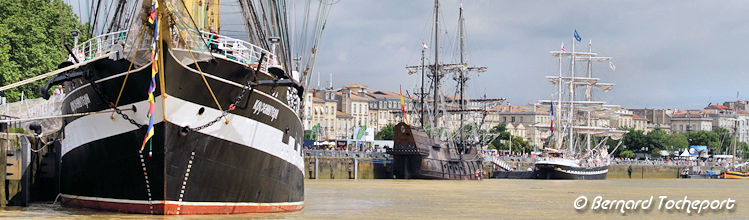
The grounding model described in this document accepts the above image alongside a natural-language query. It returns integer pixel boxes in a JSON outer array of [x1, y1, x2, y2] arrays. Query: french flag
[[550, 102, 554, 133]]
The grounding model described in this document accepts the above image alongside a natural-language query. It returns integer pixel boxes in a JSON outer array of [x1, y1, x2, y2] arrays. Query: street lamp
[[70, 30, 80, 49]]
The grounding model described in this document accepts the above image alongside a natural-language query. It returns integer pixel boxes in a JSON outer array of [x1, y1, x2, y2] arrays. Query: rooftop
[[343, 83, 367, 89], [336, 111, 353, 118]]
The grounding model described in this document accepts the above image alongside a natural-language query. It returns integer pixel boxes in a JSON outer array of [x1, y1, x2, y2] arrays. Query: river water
[[2, 179, 748, 219]]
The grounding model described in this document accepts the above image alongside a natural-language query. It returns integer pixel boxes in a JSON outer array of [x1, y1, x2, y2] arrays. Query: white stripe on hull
[[62, 94, 304, 172], [558, 169, 608, 175]]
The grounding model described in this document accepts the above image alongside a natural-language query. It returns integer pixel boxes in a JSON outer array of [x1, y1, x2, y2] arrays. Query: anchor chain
[[189, 53, 266, 131], [84, 69, 143, 127]]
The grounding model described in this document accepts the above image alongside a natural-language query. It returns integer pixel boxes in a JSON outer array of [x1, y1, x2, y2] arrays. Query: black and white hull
[[534, 159, 608, 180], [56, 47, 305, 214]]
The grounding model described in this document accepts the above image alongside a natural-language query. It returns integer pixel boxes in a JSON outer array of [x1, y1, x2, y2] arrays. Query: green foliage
[[712, 127, 734, 154], [487, 124, 530, 154], [645, 129, 669, 156], [375, 123, 394, 140], [619, 150, 634, 159], [665, 133, 689, 150], [739, 142, 749, 159], [615, 127, 745, 158], [0, 0, 88, 102], [684, 130, 721, 153], [622, 128, 648, 152]]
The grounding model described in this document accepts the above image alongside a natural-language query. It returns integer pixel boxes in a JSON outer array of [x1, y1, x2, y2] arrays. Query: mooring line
[[139, 151, 154, 214], [176, 151, 195, 215]]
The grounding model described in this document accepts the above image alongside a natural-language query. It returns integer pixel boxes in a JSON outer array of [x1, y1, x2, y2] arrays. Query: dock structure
[[1, 131, 60, 207]]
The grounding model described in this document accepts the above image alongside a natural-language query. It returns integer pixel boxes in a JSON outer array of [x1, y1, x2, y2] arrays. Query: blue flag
[[574, 29, 582, 42]]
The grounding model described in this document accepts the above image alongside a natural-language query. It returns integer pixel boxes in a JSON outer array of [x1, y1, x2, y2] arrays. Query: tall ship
[[387, 0, 497, 180], [532, 31, 625, 180], [32, 0, 332, 215]]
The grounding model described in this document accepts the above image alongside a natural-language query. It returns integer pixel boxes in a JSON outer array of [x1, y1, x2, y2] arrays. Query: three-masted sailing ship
[[533, 31, 625, 180], [387, 0, 495, 180], [36, 0, 331, 215]]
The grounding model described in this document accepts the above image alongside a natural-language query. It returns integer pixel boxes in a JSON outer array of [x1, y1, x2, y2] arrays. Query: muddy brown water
[[2, 179, 748, 219]]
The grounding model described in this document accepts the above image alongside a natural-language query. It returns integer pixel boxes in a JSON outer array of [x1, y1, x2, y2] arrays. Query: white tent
[[679, 149, 691, 158]]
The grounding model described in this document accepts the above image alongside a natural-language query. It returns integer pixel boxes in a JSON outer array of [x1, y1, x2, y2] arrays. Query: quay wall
[[485, 161, 721, 179], [304, 156, 720, 180], [303, 156, 392, 179]]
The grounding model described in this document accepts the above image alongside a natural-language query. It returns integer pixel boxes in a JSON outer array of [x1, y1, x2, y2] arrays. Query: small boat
[[680, 169, 719, 179], [720, 170, 749, 179]]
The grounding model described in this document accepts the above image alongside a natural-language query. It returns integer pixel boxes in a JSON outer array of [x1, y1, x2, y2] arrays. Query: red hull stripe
[[60, 194, 303, 215]]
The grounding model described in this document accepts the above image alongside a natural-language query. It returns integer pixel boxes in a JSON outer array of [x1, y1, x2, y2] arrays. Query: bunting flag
[[574, 29, 582, 42], [550, 102, 554, 133], [400, 86, 409, 125], [422, 42, 428, 50], [561, 42, 565, 52], [141, 0, 159, 156]]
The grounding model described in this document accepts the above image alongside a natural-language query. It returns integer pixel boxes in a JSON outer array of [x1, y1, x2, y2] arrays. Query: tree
[[685, 130, 720, 153], [622, 128, 648, 153], [487, 124, 529, 154], [739, 142, 749, 159], [488, 124, 510, 150], [665, 133, 689, 151], [645, 129, 668, 156], [713, 127, 733, 154], [375, 124, 394, 140], [619, 150, 634, 159], [0, 0, 89, 102]]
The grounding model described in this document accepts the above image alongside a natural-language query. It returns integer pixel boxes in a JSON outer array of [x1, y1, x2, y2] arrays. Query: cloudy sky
[[66, 0, 749, 110], [309, 0, 749, 110]]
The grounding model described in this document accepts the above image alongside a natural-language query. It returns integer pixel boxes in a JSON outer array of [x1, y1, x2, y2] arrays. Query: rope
[[158, 32, 167, 121], [112, 26, 148, 110], [0, 53, 113, 92], [0, 108, 134, 124], [172, 21, 225, 118]]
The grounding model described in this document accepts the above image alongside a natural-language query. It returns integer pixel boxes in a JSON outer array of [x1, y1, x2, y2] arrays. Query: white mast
[[568, 34, 576, 154], [586, 40, 593, 151], [556, 43, 563, 149]]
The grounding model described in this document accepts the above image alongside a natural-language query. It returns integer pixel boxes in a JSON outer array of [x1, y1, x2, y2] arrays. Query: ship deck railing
[[72, 30, 129, 62], [71, 30, 278, 75], [186, 31, 278, 73], [304, 149, 391, 159]]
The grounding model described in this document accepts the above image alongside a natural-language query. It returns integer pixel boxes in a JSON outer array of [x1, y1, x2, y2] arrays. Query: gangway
[[485, 155, 515, 171]]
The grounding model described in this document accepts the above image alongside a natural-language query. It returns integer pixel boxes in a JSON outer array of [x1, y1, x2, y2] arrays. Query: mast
[[458, 2, 465, 147], [586, 40, 592, 151], [432, 0, 441, 129], [568, 35, 576, 154], [556, 44, 563, 149], [421, 47, 426, 127], [733, 118, 738, 171]]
